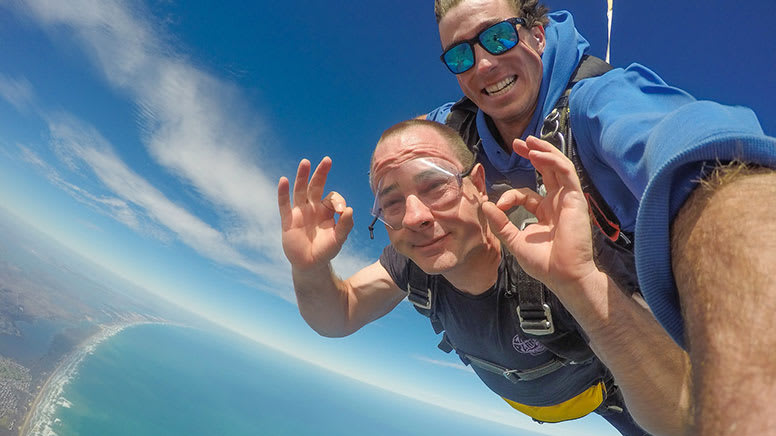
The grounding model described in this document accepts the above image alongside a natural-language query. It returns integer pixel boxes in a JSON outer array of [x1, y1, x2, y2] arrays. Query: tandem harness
[[407, 248, 595, 383], [405, 247, 632, 423]]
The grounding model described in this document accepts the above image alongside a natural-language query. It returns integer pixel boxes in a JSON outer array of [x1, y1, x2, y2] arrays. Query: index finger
[[520, 136, 582, 193], [307, 156, 332, 203], [527, 149, 582, 194], [513, 137, 558, 192]]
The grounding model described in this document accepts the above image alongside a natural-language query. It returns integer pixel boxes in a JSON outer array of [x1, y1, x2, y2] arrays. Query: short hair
[[370, 119, 475, 188], [434, 0, 549, 28]]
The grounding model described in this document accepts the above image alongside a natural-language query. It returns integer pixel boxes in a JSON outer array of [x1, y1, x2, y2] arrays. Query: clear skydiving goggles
[[368, 157, 474, 239], [440, 17, 526, 74]]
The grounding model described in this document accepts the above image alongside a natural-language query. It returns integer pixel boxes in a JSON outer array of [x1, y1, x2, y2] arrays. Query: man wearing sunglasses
[[427, 1, 776, 435], [278, 120, 689, 435]]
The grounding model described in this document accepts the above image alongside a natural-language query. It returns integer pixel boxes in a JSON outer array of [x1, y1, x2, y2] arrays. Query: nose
[[474, 44, 497, 74], [402, 195, 434, 229]]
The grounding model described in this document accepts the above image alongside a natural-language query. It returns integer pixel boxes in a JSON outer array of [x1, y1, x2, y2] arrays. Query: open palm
[[277, 157, 353, 270]]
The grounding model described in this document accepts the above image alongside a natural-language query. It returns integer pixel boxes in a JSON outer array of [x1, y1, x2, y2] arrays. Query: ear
[[469, 163, 489, 199], [529, 24, 546, 55]]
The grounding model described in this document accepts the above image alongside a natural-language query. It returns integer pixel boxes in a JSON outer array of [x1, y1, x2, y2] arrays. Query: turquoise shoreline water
[[45, 324, 543, 436]]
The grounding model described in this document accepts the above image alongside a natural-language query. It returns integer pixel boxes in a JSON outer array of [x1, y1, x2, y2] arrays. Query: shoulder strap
[[502, 246, 554, 336], [539, 56, 634, 250], [539, 55, 613, 155], [570, 55, 613, 88], [407, 261, 444, 334], [445, 96, 479, 151]]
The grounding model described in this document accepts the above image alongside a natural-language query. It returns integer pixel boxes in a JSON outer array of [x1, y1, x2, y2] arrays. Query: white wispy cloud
[[17, 145, 48, 169], [0, 74, 35, 113], [3, 0, 371, 297], [46, 114, 290, 283], [16, 142, 170, 243]]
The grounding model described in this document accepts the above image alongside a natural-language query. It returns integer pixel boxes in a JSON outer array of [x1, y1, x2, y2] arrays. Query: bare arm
[[483, 136, 690, 436], [672, 164, 776, 436], [278, 157, 406, 337], [566, 272, 691, 436], [291, 260, 406, 337]]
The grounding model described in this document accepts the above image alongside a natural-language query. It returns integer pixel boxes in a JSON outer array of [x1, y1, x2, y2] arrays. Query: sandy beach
[[18, 323, 144, 436]]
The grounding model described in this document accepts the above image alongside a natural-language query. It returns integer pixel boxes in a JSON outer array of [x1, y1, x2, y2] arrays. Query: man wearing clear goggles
[[425, 1, 776, 434], [278, 120, 686, 435], [370, 157, 474, 233]]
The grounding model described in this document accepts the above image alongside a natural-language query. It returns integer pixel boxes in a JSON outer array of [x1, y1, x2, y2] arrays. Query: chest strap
[[436, 332, 583, 383], [466, 352, 573, 382]]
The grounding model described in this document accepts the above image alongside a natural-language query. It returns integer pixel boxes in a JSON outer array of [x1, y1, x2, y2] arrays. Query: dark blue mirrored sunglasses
[[440, 17, 526, 74]]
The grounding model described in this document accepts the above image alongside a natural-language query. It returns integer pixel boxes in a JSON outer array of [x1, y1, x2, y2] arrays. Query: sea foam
[[22, 323, 140, 436]]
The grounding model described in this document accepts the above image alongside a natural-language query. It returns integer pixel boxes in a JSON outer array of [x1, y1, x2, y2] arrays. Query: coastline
[[17, 322, 148, 436]]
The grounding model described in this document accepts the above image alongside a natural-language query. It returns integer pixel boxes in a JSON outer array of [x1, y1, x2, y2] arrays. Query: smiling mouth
[[483, 75, 517, 96], [414, 233, 449, 249]]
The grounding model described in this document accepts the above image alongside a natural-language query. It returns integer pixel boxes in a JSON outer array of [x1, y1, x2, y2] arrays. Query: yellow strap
[[502, 381, 606, 423]]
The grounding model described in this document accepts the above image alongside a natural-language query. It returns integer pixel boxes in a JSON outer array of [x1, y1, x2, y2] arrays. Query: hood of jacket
[[522, 10, 590, 138]]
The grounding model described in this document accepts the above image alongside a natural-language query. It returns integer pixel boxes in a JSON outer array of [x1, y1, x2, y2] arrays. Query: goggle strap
[[368, 215, 379, 240]]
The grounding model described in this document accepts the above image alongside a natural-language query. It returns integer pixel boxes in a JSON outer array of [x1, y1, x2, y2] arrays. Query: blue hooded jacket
[[428, 11, 776, 346]]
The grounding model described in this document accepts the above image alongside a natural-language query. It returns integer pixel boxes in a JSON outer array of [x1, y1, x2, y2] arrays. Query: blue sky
[[0, 1, 774, 434]]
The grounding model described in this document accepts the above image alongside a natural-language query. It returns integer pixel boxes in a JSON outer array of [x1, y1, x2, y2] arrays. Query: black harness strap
[[539, 56, 633, 250], [406, 262, 444, 334], [504, 252, 595, 363], [509, 257, 555, 336], [407, 268, 432, 311]]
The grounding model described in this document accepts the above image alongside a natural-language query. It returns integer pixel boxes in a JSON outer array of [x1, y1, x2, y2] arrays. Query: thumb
[[482, 202, 522, 252]]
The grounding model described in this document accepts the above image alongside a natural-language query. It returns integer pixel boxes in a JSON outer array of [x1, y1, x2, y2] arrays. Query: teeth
[[485, 76, 516, 96]]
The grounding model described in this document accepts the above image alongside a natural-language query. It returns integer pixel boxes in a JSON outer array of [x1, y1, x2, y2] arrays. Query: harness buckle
[[540, 108, 568, 155], [407, 283, 432, 310], [517, 303, 555, 335], [541, 108, 561, 137], [502, 369, 522, 383]]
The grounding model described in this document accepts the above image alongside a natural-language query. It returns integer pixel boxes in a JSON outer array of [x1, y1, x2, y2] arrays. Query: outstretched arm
[[278, 157, 406, 337], [482, 136, 690, 436], [672, 164, 776, 436]]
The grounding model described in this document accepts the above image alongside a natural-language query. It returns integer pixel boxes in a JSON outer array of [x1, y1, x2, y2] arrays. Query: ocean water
[[45, 324, 543, 436]]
